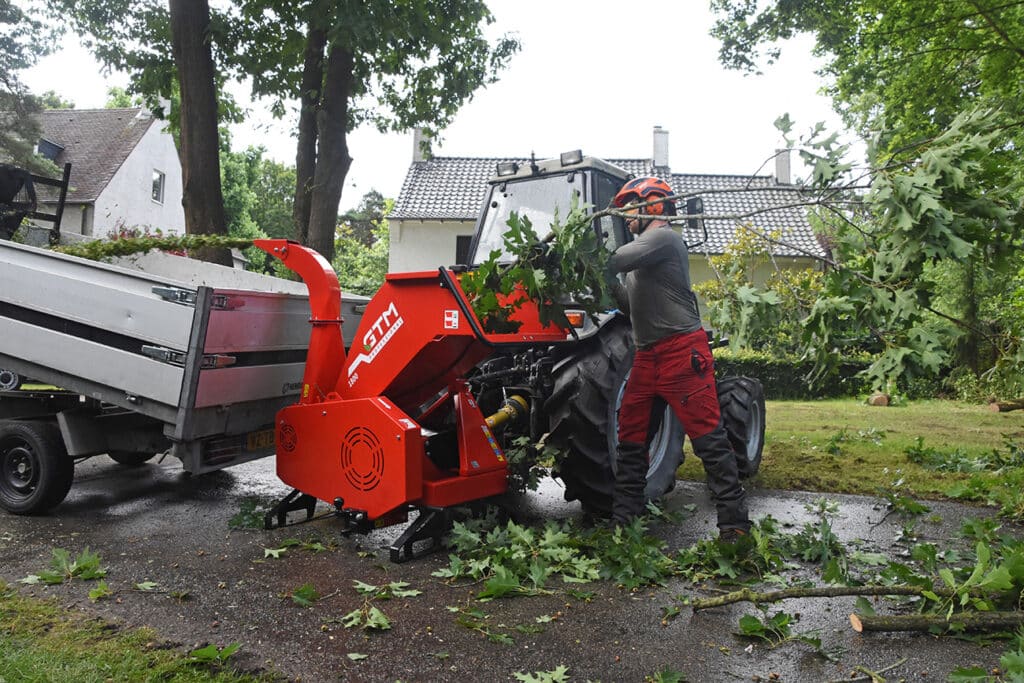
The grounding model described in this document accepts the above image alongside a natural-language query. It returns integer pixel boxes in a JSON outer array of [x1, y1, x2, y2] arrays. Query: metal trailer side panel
[[0, 241, 195, 349], [169, 286, 311, 473], [0, 317, 184, 417]]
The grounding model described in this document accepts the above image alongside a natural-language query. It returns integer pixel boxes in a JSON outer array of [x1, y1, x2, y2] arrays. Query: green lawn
[[0, 582, 272, 682], [681, 398, 1024, 502]]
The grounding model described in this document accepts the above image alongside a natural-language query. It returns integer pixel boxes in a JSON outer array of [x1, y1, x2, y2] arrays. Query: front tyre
[[717, 376, 765, 479], [0, 420, 74, 514], [545, 320, 684, 514]]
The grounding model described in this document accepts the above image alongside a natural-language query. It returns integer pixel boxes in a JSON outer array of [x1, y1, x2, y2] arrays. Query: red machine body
[[255, 239, 564, 524]]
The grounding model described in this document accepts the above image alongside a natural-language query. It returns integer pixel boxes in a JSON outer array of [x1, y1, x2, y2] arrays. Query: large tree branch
[[968, 0, 1024, 59]]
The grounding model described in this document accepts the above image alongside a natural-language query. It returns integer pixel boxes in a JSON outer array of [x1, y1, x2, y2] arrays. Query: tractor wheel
[[717, 376, 766, 479], [0, 420, 74, 514], [0, 368, 22, 392], [108, 451, 156, 467], [545, 320, 684, 515]]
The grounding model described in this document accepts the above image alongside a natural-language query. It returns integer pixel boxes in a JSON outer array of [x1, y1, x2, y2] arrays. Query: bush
[[713, 348, 871, 400]]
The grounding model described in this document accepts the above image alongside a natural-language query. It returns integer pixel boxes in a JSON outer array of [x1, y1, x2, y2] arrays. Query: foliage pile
[[458, 200, 611, 333]]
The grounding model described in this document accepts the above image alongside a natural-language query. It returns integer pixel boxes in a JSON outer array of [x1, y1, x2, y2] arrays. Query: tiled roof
[[391, 156, 824, 257], [37, 108, 155, 203]]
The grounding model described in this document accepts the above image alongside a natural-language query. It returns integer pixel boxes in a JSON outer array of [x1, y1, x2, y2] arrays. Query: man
[[607, 176, 751, 542]]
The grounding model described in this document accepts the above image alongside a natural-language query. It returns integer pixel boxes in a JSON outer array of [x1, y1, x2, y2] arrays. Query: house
[[31, 108, 185, 240], [389, 127, 826, 288]]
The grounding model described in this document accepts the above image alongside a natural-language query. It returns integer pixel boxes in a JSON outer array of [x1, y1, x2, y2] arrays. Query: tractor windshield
[[471, 172, 586, 265]]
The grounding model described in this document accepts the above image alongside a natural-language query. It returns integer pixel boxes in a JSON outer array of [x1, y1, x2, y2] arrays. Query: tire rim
[[1, 441, 38, 495], [612, 370, 675, 477], [0, 369, 19, 392], [744, 404, 764, 464]]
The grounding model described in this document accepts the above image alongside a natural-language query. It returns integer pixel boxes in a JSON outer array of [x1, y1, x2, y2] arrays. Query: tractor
[[257, 152, 765, 561]]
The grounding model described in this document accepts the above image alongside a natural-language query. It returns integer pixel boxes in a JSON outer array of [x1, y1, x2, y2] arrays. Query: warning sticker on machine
[[444, 309, 460, 329]]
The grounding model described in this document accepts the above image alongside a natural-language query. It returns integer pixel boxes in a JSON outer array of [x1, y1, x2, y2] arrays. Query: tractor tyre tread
[[716, 376, 766, 479]]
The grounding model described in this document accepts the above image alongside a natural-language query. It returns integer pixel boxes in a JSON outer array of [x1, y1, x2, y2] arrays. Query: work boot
[[690, 425, 750, 531], [611, 440, 648, 526]]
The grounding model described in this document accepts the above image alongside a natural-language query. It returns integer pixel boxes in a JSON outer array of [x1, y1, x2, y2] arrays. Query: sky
[[20, 1, 851, 212]]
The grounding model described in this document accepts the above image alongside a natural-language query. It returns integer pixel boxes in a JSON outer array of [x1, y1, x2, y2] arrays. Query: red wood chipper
[[251, 153, 766, 563], [255, 238, 567, 561]]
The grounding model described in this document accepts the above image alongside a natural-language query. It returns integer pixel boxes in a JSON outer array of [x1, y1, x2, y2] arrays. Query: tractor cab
[[467, 152, 633, 266]]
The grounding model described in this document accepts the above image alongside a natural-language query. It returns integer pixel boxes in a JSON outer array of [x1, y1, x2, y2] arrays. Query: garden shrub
[[713, 348, 871, 400]]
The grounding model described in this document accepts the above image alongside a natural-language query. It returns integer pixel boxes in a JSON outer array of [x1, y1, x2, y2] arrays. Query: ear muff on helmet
[[613, 176, 673, 216]]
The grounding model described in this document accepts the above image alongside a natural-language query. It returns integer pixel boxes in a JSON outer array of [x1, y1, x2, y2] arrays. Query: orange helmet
[[612, 177, 674, 216]]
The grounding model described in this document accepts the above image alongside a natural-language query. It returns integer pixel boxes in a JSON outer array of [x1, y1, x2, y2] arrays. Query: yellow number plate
[[246, 428, 276, 451]]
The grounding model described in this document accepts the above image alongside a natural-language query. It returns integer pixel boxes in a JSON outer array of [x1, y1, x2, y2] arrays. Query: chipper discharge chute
[[255, 239, 566, 561]]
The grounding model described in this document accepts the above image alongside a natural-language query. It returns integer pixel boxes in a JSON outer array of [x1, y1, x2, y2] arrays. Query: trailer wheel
[[0, 369, 22, 392], [0, 421, 74, 514], [108, 451, 155, 467], [717, 376, 765, 479], [545, 320, 684, 515]]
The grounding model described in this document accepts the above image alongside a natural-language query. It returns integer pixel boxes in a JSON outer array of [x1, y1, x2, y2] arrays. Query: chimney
[[412, 128, 431, 163], [774, 148, 791, 185], [652, 126, 669, 172]]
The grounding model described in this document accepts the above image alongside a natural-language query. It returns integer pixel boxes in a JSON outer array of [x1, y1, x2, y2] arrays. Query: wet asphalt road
[[0, 455, 1012, 683]]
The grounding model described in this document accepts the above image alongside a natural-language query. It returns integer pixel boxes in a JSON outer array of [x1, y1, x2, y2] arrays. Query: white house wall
[[91, 119, 185, 237], [389, 219, 471, 272]]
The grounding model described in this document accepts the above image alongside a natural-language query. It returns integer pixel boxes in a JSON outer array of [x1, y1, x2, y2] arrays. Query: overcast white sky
[[21, 1, 850, 211]]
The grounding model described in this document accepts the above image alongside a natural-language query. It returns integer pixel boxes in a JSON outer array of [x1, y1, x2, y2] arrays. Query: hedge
[[713, 349, 872, 400]]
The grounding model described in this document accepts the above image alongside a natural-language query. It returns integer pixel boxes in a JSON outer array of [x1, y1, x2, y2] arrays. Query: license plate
[[246, 428, 276, 451]]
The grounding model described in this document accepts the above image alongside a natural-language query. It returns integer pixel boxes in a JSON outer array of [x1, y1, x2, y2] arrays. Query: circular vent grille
[[339, 426, 384, 491]]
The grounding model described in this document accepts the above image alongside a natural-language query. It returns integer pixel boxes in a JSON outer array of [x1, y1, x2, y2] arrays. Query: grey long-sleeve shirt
[[608, 224, 702, 348]]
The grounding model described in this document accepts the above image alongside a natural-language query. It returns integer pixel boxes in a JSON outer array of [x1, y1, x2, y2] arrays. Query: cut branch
[[690, 584, 950, 611], [850, 610, 1024, 633]]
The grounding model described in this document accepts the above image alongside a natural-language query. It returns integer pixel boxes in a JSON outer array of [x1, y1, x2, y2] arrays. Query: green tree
[[694, 228, 825, 357], [340, 189, 386, 246], [332, 195, 392, 295], [244, 147, 296, 240], [220, 144, 270, 271], [53, 0, 518, 266], [104, 86, 142, 108], [234, 0, 519, 261], [711, 1, 1024, 153], [37, 90, 74, 109], [710, 1, 1024, 394], [0, 0, 56, 171]]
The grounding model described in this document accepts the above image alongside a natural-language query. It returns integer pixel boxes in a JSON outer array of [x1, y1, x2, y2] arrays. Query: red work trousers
[[617, 328, 719, 444]]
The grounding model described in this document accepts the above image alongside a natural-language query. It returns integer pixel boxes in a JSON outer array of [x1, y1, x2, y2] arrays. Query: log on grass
[[850, 611, 1024, 633], [989, 399, 1024, 413]]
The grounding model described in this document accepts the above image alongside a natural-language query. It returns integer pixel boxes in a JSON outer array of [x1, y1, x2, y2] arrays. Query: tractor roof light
[[560, 149, 583, 166], [496, 161, 519, 177]]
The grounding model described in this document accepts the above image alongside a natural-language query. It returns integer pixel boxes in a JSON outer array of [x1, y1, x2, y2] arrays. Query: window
[[151, 170, 165, 203], [455, 235, 473, 265]]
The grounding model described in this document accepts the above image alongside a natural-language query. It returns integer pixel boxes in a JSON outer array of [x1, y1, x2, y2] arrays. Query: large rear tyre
[[545, 320, 684, 514], [717, 376, 765, 479], [0, 420, 74, 514]]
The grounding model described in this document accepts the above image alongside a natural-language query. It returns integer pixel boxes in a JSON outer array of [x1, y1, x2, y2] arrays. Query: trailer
[[0, 240, 368, 514]]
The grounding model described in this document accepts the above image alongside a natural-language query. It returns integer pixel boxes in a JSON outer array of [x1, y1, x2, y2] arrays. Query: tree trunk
[[293, 24, 325, 245], [168, 0, 231, 267], [850, 611, 1024, 633], [305, 45, 354, 262], [990, 399, 1024, 412]]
